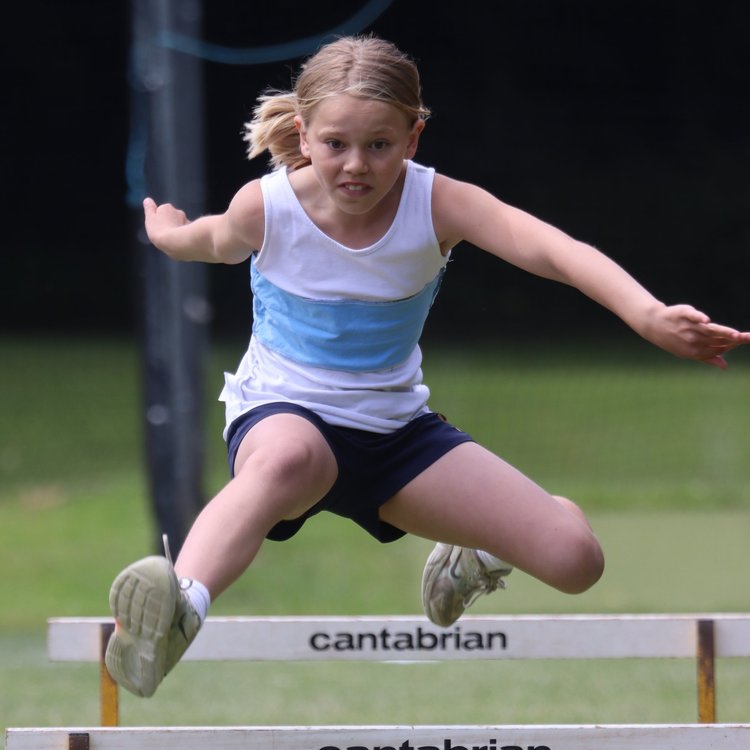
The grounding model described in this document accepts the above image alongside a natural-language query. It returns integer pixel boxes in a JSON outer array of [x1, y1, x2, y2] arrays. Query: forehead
[[306, 94, 411, 133]]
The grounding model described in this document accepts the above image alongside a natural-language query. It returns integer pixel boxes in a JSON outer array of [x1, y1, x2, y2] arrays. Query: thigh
[[379, 441, 600, 588], [175, 412, 339, 596]]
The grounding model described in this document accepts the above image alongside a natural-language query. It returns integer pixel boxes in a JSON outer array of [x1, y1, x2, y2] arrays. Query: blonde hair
[[243, 35, 431, 171]]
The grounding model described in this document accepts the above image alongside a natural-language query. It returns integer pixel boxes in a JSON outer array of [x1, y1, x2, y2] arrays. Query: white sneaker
[[421, 543, 512, 627], [105, 541, 201, 697]]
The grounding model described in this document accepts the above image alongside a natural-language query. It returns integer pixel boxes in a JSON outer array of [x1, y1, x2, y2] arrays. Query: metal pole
[[130, 0, 208, 555]]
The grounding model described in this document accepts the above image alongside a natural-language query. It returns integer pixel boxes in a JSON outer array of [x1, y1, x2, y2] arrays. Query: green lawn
[[2, 336, 749, 739]]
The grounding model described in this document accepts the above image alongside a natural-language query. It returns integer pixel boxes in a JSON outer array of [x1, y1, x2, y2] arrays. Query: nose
[[344, 148, 368, 175]]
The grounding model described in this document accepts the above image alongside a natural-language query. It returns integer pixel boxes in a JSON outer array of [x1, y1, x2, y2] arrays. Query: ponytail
[[243, 90, 310, 171]]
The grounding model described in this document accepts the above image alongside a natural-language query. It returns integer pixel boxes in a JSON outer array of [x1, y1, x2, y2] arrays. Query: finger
[[699, 336, 742, 349], [702, 354, 729, 370], [691, 328, 748, 348], [143, 197, 157, 214], [702, 322, 744, 337]]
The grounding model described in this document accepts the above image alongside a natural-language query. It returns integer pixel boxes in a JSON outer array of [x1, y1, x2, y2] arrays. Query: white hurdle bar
[[6, 723, 750, 750], [42, 614, 750, 726]]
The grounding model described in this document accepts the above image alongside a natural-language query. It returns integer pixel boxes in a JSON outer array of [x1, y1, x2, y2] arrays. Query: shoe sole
[[105, 556, 177, 698]]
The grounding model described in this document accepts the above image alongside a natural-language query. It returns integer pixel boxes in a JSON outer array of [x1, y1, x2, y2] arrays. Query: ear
[[405, 118, 425, 159], [294, 115, 311, 158]]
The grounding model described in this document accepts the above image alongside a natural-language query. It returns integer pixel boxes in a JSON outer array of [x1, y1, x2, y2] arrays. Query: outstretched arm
[[142, 180, 264, 265], [432, 175, 750, 369]]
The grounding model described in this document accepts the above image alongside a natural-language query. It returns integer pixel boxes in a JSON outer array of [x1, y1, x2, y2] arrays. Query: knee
[[545, 495, 604, 594], [553, 530, 605, 594], [242, 437, 334, 495]]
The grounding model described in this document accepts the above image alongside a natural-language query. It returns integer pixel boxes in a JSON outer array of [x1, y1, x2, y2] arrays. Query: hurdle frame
[[41, 613, 750, 726]]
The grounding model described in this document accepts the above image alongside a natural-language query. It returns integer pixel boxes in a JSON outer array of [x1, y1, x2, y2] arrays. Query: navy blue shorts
[[226, 402, 474, 543]]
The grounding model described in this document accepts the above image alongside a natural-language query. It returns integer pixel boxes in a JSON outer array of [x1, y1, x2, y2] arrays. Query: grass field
[[2, 336, 749, 739]]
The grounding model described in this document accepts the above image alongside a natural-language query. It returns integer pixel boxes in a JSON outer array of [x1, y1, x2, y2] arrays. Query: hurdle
[[6, 723, 750, 750], [5, 613, 750, 748]]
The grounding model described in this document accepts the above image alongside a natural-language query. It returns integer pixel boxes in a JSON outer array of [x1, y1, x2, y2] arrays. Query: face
[[295, 94, 424, 216]]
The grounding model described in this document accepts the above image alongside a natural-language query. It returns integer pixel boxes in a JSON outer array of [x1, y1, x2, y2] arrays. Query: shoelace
[[453, 550, 508, 607]]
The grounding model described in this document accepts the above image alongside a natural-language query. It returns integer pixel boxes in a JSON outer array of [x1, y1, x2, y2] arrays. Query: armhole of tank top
[[419, 165, 442, 259], [254, 171, 276, 269]]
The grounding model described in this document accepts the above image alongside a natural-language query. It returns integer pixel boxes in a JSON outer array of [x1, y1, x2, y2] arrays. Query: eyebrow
[[316, 123, 401, 138]]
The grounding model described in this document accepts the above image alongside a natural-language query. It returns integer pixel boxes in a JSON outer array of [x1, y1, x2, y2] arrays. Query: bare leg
[[380, 441, 604, 594], [174, 413, 338, 599], [105, 413, 337, 697]]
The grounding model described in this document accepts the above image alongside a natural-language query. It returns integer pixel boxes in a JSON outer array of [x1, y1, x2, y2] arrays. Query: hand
[[143, 197, 189, 249], [644, 303, 750, 370]]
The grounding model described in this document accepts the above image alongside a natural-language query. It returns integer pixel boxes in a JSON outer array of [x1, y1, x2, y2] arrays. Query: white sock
[[179, 578, 211, 624], [476, 550, 512, 572]]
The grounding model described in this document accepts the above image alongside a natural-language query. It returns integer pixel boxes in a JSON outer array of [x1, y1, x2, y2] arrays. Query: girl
[[105, 35, 749, 698]]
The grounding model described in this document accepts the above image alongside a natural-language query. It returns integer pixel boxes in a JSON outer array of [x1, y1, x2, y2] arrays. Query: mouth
[[339, 182, 371, 195]]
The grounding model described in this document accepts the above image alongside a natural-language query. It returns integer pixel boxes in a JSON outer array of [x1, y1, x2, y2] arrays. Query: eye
[[370, 140, 389, 151], [325, 139, 345, 150]]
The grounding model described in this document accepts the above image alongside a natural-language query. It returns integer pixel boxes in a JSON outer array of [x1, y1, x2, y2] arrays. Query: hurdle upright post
[[67, 732, 90, 750], [697, 618, 716, 723], [98, 623, 119, 727]]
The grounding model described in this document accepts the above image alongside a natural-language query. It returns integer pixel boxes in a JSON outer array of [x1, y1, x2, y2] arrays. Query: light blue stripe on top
[[251, 263, 443, 372]]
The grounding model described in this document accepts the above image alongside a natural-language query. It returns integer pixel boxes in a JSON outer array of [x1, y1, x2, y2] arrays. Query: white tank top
[[219, 160, 449, 435]]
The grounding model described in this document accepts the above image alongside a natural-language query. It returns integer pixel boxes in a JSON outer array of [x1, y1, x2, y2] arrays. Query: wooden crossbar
[[48, 613, 750, 661], [6, 723, 750, 750], [45, 614, 750, 726]]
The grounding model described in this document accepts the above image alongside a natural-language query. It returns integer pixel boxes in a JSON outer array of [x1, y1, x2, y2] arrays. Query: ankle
[[179, 578, 211, 623]]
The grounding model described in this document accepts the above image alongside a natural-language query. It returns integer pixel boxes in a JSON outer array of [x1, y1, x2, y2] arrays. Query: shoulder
[[225, 178, 265, 250], [229, 177, 265, 210], [432, 172, 486, 205], [431, 173, 491, 248]]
